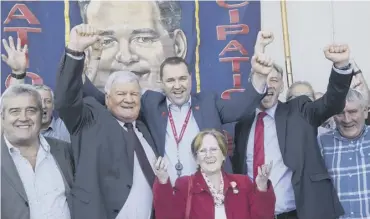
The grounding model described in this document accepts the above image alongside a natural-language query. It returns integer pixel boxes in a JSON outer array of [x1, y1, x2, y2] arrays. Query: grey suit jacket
[[1, 136, 74, 219], [55, 54, 158, 219]]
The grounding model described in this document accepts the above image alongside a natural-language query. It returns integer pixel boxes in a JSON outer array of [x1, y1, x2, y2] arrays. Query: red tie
[[253, 111, 267, 180]]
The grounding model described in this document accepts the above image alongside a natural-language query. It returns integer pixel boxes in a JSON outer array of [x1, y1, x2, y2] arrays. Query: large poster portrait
[[78, 1, 187, 92]]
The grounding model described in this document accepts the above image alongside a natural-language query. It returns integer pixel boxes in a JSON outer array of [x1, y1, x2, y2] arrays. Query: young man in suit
[[232, 39, 354, 219], [55, 24, 159, 219], [1, 84, 74, 219], [81, 30, 274, 184]]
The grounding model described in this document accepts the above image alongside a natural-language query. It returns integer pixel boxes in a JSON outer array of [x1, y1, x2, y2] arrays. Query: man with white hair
[[1, 36, 70, 142], [1, 84, 74, 219], [55, 25, 158, 219], [318, 89, 370, 218]]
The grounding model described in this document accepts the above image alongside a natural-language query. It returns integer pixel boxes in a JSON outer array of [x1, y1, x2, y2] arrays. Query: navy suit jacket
[[83, 73, 265, 172]]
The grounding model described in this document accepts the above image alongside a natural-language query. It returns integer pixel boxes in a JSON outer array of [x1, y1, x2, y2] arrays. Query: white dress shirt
[[5, 135, 71, 219], [215, 205, 227, 219], [164, 98, 200, 186], [115, 121, 157, 219], [246, 104, 296, 214]]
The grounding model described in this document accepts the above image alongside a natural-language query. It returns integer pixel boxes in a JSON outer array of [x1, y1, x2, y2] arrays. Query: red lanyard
[[168, 107, 192, 146]]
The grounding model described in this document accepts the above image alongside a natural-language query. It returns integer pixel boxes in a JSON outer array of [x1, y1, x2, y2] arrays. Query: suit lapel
[[1, 136, 28, 202], [136, 120, 159, 156], [275, 102, 288, 155], [48, 139, 72, 194], [191, 95, 204, 130], [158, 100, 169, 156]]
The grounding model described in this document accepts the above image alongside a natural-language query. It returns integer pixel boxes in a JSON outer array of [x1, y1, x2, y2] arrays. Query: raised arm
[[299, 44, 353, 127], [216, 53, 276, 123], [55, 24, 101, 134]]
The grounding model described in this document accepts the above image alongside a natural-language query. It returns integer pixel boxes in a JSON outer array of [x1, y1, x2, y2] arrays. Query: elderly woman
[[153, 129, 276, 219]]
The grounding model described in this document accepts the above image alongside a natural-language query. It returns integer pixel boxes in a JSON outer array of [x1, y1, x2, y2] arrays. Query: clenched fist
[[251, 53, 274, 76], [68, 24, 102, 52], [256, 31, 274, 47], [324, 44, 350, 68]]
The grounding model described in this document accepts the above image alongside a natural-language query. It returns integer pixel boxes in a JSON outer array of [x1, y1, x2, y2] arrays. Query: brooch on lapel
[[162, 112, 167, 117], [195, 106, 200, 110], [230, 181, 239, 194]]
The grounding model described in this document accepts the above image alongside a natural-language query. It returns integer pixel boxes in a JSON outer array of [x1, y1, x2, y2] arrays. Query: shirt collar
[[116, 120, 136, 129], [256, 103, 278, 118], [5, 134, 51, 154], [41, 116, 56, 132], [166, 97, 192, 110], [333, 125, 368, 141]]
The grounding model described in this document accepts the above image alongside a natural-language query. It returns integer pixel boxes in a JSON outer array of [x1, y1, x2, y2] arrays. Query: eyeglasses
[[197, 147, 220, 156]]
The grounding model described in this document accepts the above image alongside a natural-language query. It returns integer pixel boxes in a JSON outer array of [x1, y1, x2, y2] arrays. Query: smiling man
[[78, 0, 186, 92], [318, 89, 370, 218], [1, 84, 74, 219]]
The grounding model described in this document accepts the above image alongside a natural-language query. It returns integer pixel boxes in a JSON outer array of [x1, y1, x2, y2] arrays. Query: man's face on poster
[[85, 1, 187, 91]]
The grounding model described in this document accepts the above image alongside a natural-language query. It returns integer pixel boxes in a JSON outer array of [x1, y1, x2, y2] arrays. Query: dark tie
[[253, 111, 267, 180], [124, 123, 155, 186]]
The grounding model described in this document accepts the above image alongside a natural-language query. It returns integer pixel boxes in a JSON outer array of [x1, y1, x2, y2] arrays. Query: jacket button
[[25, 202, 29, 207], [113, 209, 119, 213]]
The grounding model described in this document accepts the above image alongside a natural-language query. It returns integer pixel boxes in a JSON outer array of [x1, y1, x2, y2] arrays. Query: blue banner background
[[1, 0, 260, 142]]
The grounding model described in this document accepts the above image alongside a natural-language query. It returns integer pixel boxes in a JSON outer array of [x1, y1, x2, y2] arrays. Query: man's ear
[[173, 29, 187, 59]]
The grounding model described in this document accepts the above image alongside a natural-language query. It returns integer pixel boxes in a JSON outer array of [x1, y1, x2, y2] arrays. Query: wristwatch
[[11, 72, 26, 79]]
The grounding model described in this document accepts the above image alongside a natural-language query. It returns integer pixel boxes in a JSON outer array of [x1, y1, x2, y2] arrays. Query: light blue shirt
[[164, 98, 200, 186], [41, 117, 70, 143], [246, 104, 296, 214]]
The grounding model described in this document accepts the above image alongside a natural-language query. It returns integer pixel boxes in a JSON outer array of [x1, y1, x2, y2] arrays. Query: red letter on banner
[[3, 4, 40, 25], [219, 40, 248, 56], [216, 24, 249, 40], [219, 57, 249, 73], [4, 27, 41, 46], [221, 74, 244, 99], [5, 72, 44, 88], [216, 0, 249, 9]]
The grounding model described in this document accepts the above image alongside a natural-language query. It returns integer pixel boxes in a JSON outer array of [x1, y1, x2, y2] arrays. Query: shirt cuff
[[332, 65, 353, 75], [67, 53, 84, 60]]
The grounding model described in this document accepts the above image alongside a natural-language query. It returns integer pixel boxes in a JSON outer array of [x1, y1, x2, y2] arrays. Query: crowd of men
[[1, 21, 369, 219]]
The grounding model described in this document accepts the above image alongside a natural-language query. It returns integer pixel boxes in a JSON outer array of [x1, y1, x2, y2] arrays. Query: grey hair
[[346, 88, 368, 109], [78, 0, 182, 35], [33, 84, 54, 101], [1, 84, 43, 113], [286, 81, 315, 101], [104, 71, 141, 95]]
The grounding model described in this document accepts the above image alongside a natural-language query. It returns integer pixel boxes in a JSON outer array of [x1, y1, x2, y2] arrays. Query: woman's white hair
[[104, 71, 140, 95]]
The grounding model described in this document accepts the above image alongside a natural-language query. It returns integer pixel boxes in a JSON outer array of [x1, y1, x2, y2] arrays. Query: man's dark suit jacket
[[82, 65, 265, 171], [232, 69, 353, 219], [1, 136, 74, 219], [55, 54, 158, 219]]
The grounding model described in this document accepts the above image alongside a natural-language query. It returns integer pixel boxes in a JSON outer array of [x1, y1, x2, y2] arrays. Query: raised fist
[[1, 36, 27, 74], [251, 53, 274, 76], [256, 31, 274, 47], [324, 44, 350, 68], [68, 24, 101, 52]]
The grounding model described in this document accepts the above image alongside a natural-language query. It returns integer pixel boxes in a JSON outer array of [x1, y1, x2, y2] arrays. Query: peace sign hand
[[255, 161, 273, 191], [1, 36, 27, 74], [154, 156, 169, 184]]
